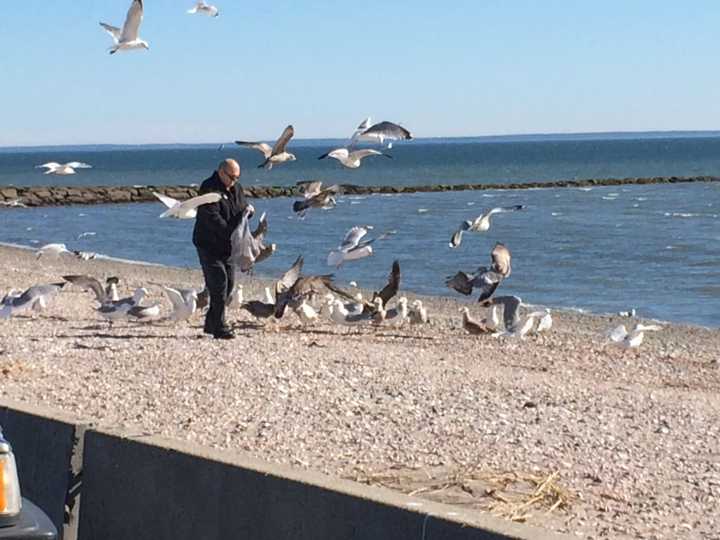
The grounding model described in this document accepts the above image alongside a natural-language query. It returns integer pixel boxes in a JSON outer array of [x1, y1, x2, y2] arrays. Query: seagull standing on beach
[[608, 323, 662, 349], [318, 148, 392, 169], [409, 300, 429, 324], [449, 205, 525, 248], [36, 162, 92, 176], [352, 121, 413, 149], [460, 306, 493, 335], [235, 125, 296, 170], [153, 192, 222, 219], [187, 1, 219, 16], [446, 243, 512, 302], [100, 0, 149, 54]]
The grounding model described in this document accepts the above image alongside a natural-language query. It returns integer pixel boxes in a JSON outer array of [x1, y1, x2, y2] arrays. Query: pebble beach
[[0, 244, 718, 539]]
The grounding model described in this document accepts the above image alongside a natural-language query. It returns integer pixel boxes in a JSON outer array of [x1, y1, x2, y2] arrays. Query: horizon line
[[2, 128, 720, 150]]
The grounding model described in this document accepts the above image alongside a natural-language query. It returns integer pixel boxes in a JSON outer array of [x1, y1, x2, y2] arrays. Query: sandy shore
[[0, 244, 718, 538]]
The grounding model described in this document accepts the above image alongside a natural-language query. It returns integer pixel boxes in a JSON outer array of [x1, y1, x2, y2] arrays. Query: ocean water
[[2, 132, 720, 189], [1, 181, 718, 327]]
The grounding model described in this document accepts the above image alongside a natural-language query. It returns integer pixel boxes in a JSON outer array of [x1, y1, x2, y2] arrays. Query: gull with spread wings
[[292, 181, 341, 216], [327, 226, 393, 268], [152, 191, 222, 219], [36, 162, 92, 176], [449, 205, 525, 248], [351, 120, 412, 149], [100, 0, 149, 54], [235, 125, 296, 170], [446, 243, 512, 302], [273, 256, 335, 319], [318, 148, 392, 169]]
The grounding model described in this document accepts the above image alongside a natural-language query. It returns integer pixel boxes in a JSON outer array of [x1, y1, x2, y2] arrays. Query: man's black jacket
[[192, 172, 248, 259]]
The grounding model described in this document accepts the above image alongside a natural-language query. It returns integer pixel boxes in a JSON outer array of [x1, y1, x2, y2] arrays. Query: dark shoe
[[213, 330, 236, 340]]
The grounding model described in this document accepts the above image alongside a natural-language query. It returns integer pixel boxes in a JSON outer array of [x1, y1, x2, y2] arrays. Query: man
[[193, 159, 253, 339]]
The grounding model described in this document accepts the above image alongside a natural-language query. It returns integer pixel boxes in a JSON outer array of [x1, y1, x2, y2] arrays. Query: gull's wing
[[474, 268, 504, 302], [608, 324, 628, 343], [162, 286, 186, 311], [360, 121, 413, 141], [491, 243, 512, 277], [234, 141, 273, 158], [301, 181, 323, 199], [36, 162, 60, 169], [13, 283, 65, 307], [63, 275, 106, 303], [252, 212, 268, 240], [373, 260, 400, 308], [121, 0, 144, 42], [65, 162, 92, 169], [351, 149, 391, 160], [271, 125, 294, 156], [177, 192, 222, 211], [99, 23, 121, 43], [152, 191, 179, 209], [491, 295, 521, 332], [446, 271, 473, 295], [276, 255, 303, 294], [339, 226, 368, 252], [488, 205, 525, 216], [635, 324, 662, 332]]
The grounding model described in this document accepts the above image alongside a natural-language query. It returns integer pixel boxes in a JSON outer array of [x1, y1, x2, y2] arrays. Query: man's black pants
[[197, 249, 235, 335]]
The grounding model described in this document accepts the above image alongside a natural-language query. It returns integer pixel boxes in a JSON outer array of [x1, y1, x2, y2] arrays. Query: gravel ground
[[1, 245, 718, 539]]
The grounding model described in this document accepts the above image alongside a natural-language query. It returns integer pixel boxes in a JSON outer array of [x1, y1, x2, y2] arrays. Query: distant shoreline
[[0, 175, 718, 207], [2, 129, 720, 151]]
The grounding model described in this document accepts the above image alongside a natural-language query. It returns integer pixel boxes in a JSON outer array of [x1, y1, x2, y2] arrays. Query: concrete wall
[[0, 400, 90, 540], [0, 401, 570, 540]]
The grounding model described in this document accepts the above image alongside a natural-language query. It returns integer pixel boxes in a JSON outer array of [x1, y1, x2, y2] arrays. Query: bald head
[[217, 158, 240, 188]]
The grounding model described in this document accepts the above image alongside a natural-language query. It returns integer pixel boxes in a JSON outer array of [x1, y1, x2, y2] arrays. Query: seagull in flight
[[318, 148, 392, 169], [187, 1, 219, 17], [235, 125, 296, 170], [152, 191, 222, 219], [351, 121, 413, 149], [446, 243, 512, 302], [36, 162, 92, 176], [292, 181, 340, 216], [100, 0, 149, 55], [327, 226, 393, 268], [449, 205, 525, 248]]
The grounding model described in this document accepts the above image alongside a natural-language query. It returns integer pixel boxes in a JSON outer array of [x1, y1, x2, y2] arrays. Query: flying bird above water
[[235, 125, 296, 170], [293, 181, 340, 216], [446, 243, 512, 302], [187, 1, 219, 17], [100, 0, 149, 54], [152, 191, 222, 219], [36, 162, 92, 176], [449, 205, 525, 248], [352, 121, 413, 148], [318, 148, 392, 169], [327, 226, 393, 268]]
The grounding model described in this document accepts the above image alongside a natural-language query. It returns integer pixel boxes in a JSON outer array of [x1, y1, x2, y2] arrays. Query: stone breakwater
[[0, 175, 718, 207]]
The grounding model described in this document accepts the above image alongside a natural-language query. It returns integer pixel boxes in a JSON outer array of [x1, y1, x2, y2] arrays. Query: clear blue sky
[[1, 1, 718, 146]]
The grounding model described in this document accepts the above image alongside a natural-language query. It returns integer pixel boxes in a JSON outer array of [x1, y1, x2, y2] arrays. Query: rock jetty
[[0, 176, 717, 207]]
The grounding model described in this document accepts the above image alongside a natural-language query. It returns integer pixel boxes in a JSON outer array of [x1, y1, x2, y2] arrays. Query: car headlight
[[0, 429, 21, 527]]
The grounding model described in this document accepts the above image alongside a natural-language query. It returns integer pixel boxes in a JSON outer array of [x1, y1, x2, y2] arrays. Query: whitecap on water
[[467, 202, 475, 206], [551, 212, 563, 216], [601, 196, 618, 201], [417, 208, 429, 214]]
